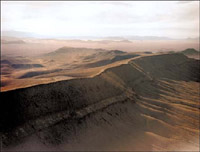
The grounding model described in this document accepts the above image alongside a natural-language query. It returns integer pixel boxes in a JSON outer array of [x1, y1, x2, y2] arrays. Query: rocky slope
[[1, 47, 139, 91], [1, 53, 199, 151]]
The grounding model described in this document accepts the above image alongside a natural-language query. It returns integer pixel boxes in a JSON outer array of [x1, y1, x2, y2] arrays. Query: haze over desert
[[1, 1, 199, 151]]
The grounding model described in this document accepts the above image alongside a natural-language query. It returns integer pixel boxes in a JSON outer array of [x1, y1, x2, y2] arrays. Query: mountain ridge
[[1, 53, 199, 150]]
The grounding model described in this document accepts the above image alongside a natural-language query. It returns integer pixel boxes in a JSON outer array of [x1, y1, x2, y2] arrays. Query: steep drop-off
[[1, 53, 199, 151]]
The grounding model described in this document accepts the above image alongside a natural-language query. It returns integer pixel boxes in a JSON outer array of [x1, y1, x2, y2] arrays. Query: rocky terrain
[[1, 53, 199, 151], [1, 47, 140, 91]]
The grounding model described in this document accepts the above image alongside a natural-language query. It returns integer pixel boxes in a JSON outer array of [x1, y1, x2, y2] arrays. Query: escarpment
[[1, 53, 199, 150]]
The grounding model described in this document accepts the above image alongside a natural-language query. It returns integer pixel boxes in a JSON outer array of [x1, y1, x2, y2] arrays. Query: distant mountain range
[[2, 30, 199, 41], [2, 31, 39, 38], [105, 36, 172, 40]]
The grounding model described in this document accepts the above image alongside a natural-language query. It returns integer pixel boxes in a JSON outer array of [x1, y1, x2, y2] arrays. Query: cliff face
[[1, 53, 199, 150]]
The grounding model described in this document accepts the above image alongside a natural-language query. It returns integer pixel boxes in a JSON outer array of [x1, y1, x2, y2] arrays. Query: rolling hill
[[1, 47, 139, 91], [181, 48, 199, 55]]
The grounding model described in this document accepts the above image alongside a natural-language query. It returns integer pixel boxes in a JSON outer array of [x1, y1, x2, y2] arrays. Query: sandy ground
[[1, 45, 155, 91], [1, 37, 199, 91]]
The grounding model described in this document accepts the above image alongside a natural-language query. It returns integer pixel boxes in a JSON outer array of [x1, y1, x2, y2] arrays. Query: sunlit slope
[[1, 47, 139, 91], [1, 53, 199, 151]]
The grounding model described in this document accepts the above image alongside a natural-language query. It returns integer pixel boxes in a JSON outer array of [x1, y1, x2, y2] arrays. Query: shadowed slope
[[1, 53, 199, 151]]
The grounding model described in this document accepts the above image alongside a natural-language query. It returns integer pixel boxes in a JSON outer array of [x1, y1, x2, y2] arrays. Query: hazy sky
[[1, 1, 199, 39]]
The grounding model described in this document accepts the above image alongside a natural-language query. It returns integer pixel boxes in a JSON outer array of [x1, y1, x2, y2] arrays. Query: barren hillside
[[1, 47, 139, 91], [1, 53, 199, 151]]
